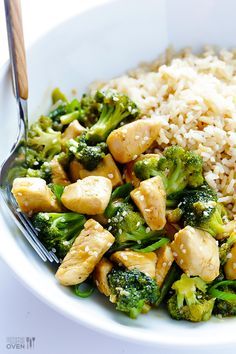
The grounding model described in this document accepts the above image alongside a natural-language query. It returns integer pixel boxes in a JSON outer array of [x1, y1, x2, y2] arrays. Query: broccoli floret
[[68, 134, 107, 171], [208, 280, 236, 317], [167, 274, 215, 322], [49, 98, 81, 131], [27, 116, 62, 160], [105, 184, 163, 251], [33, 212, 86, 259], [178, 184, 232, 237], [26, 161, 52, 183], [108, 268, 160, 319], [85, 90, 139, 143], [51, 88, 68, 104], [79, 93, 102, 128], [134, 146, 204, 203]]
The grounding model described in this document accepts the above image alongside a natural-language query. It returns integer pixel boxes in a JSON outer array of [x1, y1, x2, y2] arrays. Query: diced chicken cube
[[224, 243, 236, 280], [93, 257, 113, 296], [61, 176, 112, 215], [110, 250, 157, 278], [155, 245, 174, 287], [171, 226, 220, 282], [56, 219, 115, 286], [69, 154, 123, 188], [12, 177, 61, 215], [124, 154, 160, 188], [131, 176, 166, 230], [107, 118, 161, 163], [62, 120, 85, 143], [50, 157, 70, 186]]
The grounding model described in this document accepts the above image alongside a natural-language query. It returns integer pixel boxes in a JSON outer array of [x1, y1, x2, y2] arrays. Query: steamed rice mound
[[92, 47, 236, 214]]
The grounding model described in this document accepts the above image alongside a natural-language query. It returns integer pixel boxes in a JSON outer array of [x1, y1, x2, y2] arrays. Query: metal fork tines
[[1, 1, 59, 264]]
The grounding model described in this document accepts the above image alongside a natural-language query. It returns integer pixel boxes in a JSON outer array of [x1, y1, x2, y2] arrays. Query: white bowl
[[1, 0, 236, 349]]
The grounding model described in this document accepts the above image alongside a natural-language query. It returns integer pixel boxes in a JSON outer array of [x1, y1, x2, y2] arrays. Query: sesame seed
[[94, 224, 100, 230], [180, 259, 184, 265], [122, 254, 128, 260], [135, 135, 140, 140], [173, 252, 178, 257], [51, 248, 56, 253], [168, 261, 172, 266], [95, 280, 99, 287], [33, 161, 39, 166], [144, 208, 151, 213], [136, 221, 141, 227], [180, 243, 184, 250], [119, 229, 122, 235], [108, 226, 112, 231], [137, 240, 141, 244], [140, 195, 144, 201], [108, 173, 114, 179], [233, 263, 236, 269], [132, 154, 138, 160], [52, 138, 58, 144], [146, 227, 151, 233], [108, 219, 111, 223], [226, 253, 232, 259], [182, 249, 186, 254], [162, 262, 167, 267], [85, 246, 90, 252], [143, 136, 149, 141]]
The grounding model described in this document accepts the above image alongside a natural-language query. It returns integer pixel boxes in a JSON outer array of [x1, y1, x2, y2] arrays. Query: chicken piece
[[69, 159, 81, 182], [107, 118, 161, 163], [12, 177, 61, 215], [155, 245, 174, 287], [50, 157, 70, 186], [171, 226, 220, 282], [93, 257, 113, 296], [62, 120, 85, 143], [124, 154, 160, 188], [110, 250, 157, 278], [61, 176, 112, 215], [131, 176, 166, 230], [56, 219, 115, 286], [69, 154, 123, 188], [224, 243, 236, 280]]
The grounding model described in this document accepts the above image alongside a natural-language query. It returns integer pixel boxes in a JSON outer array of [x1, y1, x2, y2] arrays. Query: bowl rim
[[1, 0, 236, 347]]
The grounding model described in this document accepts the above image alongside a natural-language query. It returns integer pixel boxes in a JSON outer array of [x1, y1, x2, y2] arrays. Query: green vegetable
[[33, 212, 86, 258], [26, 161, 52, 183], [108, 268, 160, 319], [73, 282, 95, 298], [68, 134, 107, 171], [167, 274, 215, 322], [51, 88, 68, 104], [178, 184, 232, 237], [27, 116, 61, 161], [209, 280, 236, 317], [132, 238, 169, 253], [49, 98, 81, 131], [219, 233, 236, 266], [156, 263, 182, 307], [50, 184, 65, 202], [105, 184, 164, 252], [85, 90, 139, 144], [134, 146, 204, 205]]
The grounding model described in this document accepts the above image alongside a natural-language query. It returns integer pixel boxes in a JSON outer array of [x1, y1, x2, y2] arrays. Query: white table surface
[[0, 1, 230, 353]]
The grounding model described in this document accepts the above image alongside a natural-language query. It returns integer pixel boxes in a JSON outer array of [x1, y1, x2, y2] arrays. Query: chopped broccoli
[[134, 146, 204, 203], [105, 184, 163, 251], [178, 184, 232, 237], [26, 161, 52, 183], [85, 90, 139, 144], [49, 98, 81, 131], [27, 116, 62, 160], [33, 212, 86, 259], [107, 268, 160, 319], [68, 134, 107, 171], [167, 274, 215, 322], [51, 88, 68, 104], [208, 280, 236, 317]]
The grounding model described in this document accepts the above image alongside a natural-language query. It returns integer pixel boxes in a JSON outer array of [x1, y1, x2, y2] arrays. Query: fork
[[0, 0, 58, 263]]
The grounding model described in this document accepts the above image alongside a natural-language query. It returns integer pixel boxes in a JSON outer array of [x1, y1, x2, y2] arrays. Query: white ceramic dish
[[1, 0, 236, 349]]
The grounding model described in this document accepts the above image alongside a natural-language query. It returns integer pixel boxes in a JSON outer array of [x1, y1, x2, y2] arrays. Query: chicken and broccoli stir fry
[[11, 88, 236, 322]]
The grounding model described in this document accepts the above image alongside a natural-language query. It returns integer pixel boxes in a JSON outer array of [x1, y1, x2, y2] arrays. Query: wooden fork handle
[[4, 0, 28, 100]]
